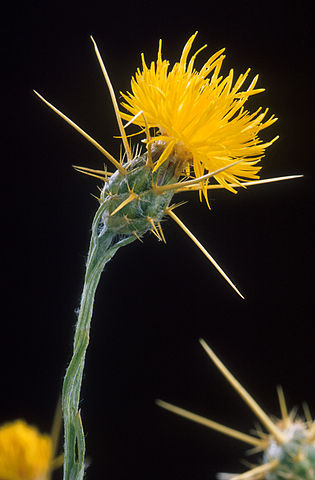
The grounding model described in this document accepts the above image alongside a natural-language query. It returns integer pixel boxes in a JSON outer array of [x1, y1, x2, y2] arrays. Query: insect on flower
[[34, 32, 301, 299], [157, 340, 315, 480]]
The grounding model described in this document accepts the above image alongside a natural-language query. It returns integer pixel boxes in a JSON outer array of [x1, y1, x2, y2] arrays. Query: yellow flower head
[[0, 420, 52, 480], [34, 35, 300, 298], [120, 32, 278, 192]]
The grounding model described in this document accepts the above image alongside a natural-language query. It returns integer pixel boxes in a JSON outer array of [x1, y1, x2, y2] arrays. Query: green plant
[[34, 33, 300, 480]]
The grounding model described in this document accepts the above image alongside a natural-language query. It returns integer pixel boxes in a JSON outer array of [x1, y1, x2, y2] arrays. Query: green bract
[[99, 151, 178, 237]]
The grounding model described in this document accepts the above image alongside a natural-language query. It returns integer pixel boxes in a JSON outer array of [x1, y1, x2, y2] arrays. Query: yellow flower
[[0, 419, 62, 480], [33, 35, 300, 299], [120, 32, 278, 193]]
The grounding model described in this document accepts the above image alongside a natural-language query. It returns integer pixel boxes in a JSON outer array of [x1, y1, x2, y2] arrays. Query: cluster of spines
[[157, 340, 315, 480], [75, 155, 173, 242]]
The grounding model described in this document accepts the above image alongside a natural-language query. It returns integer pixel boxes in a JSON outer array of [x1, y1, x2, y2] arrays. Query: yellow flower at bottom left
[[0, 420, 55, 480]]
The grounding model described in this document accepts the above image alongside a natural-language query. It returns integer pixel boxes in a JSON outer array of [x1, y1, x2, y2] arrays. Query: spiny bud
[[99, 148, 179, 239]]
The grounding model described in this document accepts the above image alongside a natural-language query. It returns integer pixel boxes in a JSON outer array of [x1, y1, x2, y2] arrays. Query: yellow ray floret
[[120, 32, 278, 193]]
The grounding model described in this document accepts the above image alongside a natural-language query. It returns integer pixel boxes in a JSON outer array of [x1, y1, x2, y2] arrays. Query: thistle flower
[[157, 340, 315, 480], [0, 419, 63, 480], [120, 32, 278, 194], [33, 34, 300, 480], [34, 34, 299, 299]]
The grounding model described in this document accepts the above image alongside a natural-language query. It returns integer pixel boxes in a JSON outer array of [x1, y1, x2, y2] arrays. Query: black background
[[2, 2, 314, 479]]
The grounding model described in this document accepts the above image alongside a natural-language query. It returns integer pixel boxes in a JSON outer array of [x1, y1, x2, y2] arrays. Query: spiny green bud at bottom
[[157, 343, 315, 480]]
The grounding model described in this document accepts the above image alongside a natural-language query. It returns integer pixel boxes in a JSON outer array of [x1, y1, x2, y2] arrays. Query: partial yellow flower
[[120, 32, 278, 192], [0, 419, 62, 480]]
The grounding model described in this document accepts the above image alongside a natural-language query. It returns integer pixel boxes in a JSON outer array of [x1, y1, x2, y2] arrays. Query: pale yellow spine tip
[[199, 337, 207, 348]]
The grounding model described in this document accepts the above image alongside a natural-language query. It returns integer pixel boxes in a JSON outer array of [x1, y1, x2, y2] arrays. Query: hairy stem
[[62, 202, 135, 480]]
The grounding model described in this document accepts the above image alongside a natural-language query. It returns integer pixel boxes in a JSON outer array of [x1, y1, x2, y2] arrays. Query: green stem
[[62, 202, 136, 480]]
